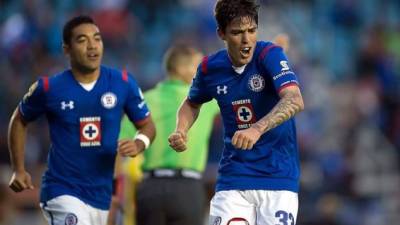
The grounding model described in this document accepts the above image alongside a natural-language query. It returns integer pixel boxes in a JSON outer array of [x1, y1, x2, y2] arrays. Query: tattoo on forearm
[[252, 91, 303, 134]]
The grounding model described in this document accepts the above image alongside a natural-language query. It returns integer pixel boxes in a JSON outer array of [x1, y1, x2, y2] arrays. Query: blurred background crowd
[[0, 0, 399, 224]]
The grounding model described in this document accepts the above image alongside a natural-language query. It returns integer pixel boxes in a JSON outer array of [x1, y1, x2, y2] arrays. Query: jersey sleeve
[[124, 73, 150, 124], [261, 46, 299, 93], [188, 65, 213, 104], [19, 78, 47, 122]]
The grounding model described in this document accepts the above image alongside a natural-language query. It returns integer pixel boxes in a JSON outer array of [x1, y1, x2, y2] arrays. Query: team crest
[[64, 213, 78, 225], [80, 117, 101, 147], [248, 74, 265, 92], [101, 92, 117, 109], [23, 81, 38, 102], [210, 216, 222, 225]]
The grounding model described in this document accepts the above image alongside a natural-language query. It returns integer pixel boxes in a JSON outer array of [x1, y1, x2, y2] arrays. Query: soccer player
[[168, 0, 304, 224], [117, 45, 219, 225], [7, 15, 155, 225]]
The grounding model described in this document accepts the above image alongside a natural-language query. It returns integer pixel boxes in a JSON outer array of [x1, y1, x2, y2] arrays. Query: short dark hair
[[62, 15, 96, 45], [214, 0, 260, 32]]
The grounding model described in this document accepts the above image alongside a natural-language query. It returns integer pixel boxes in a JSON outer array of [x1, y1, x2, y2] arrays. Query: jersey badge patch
[[101, 92, 117, 109], [232, 99, 257, 129], [210, 216, 221, 225], [248, 74, 265, 92], [80, 117, 101, 147], [65, 213, 78, 225]]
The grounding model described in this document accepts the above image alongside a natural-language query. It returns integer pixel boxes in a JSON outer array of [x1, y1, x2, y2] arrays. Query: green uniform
[[120, 79, 219, 172]]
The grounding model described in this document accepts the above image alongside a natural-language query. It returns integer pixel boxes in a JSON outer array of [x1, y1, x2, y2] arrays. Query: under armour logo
[[61, 101, 74, 110], [217, 85, 228, 95]]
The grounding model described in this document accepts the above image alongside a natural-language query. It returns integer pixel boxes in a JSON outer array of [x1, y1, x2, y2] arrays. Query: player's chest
[[204, 69, 275, 129], [46, 88, 123, 120], [206, 70, 270, 107]]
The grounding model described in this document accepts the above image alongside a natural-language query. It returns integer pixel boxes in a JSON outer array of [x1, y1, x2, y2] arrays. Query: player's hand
[[9, 170, 34, 193], [118, 139, 143, 157], [231, 127, 262, 150], [168, 131, 187, 152]]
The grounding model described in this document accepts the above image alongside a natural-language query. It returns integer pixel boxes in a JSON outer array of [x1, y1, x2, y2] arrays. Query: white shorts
[[209, 190, 298, 225], [40, 195, 108, 225]]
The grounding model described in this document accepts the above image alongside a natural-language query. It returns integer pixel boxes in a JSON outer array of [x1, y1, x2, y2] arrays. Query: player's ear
[[217, 28, 225, 41], [62, 43, 70, 55]]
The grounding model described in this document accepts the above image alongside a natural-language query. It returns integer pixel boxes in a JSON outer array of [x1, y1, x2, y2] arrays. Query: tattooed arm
[[231, 85, 304, 149], [252, 85, 304, 134]]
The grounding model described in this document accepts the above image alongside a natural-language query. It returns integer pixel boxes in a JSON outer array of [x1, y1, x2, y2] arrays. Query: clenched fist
[[168, 131, 187, 152], [9, 170, 34, 193], [118, 139, 144, 157], [231, 126, 262, 150]]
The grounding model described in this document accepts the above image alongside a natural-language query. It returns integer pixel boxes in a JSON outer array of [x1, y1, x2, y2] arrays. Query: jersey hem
[[40, 186, 110, 210], [215, 177, 299, 193]]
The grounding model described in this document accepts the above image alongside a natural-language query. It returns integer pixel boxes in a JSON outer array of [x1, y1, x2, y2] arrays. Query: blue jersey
[[189, 41, 300, 192], [19, 66, 150, 209]]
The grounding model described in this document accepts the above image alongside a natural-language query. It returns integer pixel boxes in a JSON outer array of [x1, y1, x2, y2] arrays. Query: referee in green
[[119, 45, 219, 225]]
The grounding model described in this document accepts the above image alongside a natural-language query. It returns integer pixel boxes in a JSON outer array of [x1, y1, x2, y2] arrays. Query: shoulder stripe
[[201, 56, 208, 75], [42, 76, 49, 92], [277, 82, 299, 93], [259, 44, 279, 61], [122, 69, 128, 82]]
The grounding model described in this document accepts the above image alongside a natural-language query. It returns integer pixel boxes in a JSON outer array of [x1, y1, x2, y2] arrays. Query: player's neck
[[71, 67, 100, 83], [168, 74, 191, 84], [227, 53, 243, 67]]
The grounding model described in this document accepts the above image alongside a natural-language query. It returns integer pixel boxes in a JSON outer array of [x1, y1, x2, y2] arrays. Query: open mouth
[[87, 52, 99, 60], [240, 47, 251, 57]]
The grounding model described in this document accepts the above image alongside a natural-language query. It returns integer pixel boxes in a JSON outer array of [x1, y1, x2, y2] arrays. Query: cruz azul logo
[[232, 99, 256, 129], [64, 213, 78, 225], [101, 92, 117, 109], [211, 216, 221, 225], [80, 117, 101, 147], [248, 74, 265, 92]]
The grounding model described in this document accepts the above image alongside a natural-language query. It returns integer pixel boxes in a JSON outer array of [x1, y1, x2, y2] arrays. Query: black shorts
[[135, 172, 206, 225]]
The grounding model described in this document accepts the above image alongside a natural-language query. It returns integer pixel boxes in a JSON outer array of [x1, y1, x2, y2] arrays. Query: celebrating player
[[168, 0, 304, 224], [7, 15, 155, 225]]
